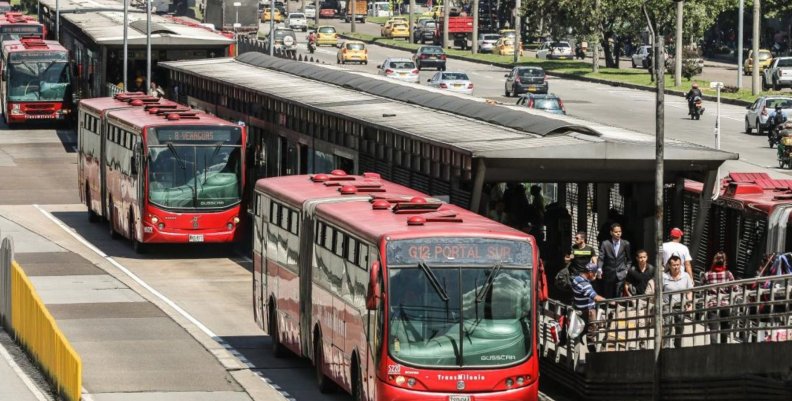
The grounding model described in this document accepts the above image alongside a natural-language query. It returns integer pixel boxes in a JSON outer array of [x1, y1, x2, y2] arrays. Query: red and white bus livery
[[1, 38, 70, 124], [78, 93, 247, 251], [0, 12, 45, 44], [252, 171, 545, 401]]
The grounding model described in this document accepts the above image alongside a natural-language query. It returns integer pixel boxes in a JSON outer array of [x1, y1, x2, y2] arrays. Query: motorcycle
[[688, 96, 704, 120], [776, 122, 792, 168], [770, 120, 791, 149], [307, 39, 316, 54]]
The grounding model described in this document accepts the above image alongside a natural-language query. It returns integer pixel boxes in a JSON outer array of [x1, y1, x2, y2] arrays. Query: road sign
[[710, 81, 724, 89]]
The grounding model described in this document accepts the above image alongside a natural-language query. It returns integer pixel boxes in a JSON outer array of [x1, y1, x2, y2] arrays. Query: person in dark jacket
[[597, 223, 632, 298], [626, 249, 655, 296]]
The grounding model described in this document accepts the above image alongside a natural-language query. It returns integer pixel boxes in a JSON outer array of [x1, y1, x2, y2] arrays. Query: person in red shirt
[[702, 251, 736, 344]]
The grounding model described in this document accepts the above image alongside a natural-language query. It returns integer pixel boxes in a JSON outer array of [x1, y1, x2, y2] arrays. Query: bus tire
[[130, 213, 146, 254], [107, 201, 119, 239], [86, 186, 99, 223], [314, 333, 334, 393], [351, 354, 364, 401], [269, 305, 287, 358]]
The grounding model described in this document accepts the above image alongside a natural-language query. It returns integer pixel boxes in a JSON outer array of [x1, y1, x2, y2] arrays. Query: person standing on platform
[[597, 223, 631, 298], [662, 228, 694, 281]]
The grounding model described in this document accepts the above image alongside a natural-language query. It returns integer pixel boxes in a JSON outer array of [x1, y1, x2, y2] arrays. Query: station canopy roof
[[161, 53, 738, 183]]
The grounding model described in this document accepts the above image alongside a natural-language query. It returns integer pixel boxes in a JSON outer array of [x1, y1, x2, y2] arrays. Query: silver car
[[377, 58, 420, 83], [286, 13, 307, 31], [745, 96, 792, 134], [477, 33, 499, 53], [631, 45, 651, 68], [426, 71, 473, 95], [304, 4, 316, 18]]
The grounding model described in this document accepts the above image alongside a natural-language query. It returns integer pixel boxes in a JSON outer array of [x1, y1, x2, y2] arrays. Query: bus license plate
[[449, 396, 471, 401], [188, 234, 204, 242]]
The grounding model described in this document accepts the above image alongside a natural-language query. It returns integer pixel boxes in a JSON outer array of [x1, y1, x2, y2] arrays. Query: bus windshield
[[6, 58, 70, 102], [386, 237, 533, 368], [147, 127, 242, 210]]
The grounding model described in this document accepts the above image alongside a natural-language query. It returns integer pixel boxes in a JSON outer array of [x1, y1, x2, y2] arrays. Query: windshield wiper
[[476, 263, 502, 303], [418, 261, 448, 302], [203, 142, 224, 185], [166, 143, 186, 169], [166, 143, 197, 207]]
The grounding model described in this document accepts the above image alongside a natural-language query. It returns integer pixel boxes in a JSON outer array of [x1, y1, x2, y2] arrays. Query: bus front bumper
[[142, 224, 239, 244], [376, 379, 539, 401]]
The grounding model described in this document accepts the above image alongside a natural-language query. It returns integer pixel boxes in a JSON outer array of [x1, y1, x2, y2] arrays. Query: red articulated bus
[[0, 12, 45, 44], [252, 171, 546, 401], [1, 38, 71, 124], [78, 93, 247, 252]]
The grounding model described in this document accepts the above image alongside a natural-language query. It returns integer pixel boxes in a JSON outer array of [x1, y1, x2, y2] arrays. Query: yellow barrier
[[10, 261, 82, 401]]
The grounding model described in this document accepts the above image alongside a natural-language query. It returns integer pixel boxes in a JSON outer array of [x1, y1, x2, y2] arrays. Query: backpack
[[554, 264, 572, 291]]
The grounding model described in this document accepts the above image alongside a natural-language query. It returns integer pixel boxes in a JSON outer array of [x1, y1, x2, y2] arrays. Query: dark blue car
[[516, 93, 566, 115]]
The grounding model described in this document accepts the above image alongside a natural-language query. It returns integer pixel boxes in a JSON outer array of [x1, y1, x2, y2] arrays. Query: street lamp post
[[674, 0, 683, 87], [351, 0, 356, 33], [146, 0, 151, 93], [269, 0, 275, 56], [737, 0, 744, 89], [234, 2, 241, 57], [513, 0, 520, 64], [751, 0, 760, 95], [711, 81, 723, 149], [123, 0, 128, 91]]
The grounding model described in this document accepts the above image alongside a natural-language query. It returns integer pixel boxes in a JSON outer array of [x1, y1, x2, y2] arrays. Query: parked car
[[337, 41, 368, 64], [380, 17, 407, 36], [504, 66, 548, 97], [304, 4, 316, 18], [763, 57, 792, 91], [495, 37, 519, 56], [744, 49, 773, 75], [631, 45, 652, 68], [427, 71, 474, 95], [413, 20, 436, 44], [261, 8, 284, 23], [536, 41, 572, 60], [744, 96, 792, 134], [477, 33, 500, 53], [316, 25, 339, 46], [413, 45, 446, 71], [286, 12, 308, 31], [385, 22, 409, 39], [516, 93, 566, 115], [377, 57, 420, 83]]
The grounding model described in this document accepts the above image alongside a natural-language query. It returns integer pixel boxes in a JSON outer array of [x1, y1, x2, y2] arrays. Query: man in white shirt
[[662, 256, 693, 348], [662, 227, 693, 280]]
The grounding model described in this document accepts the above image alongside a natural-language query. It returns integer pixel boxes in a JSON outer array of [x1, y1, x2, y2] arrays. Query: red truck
[[434, 16, 473, 50]]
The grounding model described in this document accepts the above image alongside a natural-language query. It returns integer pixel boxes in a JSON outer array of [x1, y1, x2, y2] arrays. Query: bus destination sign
[[9, 51, 67, 62], [387, 238, 532, 266], [0, 25, 42, 33], [153, 127, 242, 145]]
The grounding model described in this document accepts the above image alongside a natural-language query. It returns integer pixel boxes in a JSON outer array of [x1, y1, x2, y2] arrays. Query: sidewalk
[[0, 328, 51, 401]]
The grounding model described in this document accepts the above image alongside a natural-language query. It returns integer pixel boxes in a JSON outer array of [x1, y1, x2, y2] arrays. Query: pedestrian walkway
[[0, 328, 50, 401]]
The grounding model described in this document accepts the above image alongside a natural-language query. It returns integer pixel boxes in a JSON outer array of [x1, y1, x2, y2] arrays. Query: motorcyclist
[[307, 31, 316, 53], [685, 83, 703, 116], [768, 104, 789, 142]]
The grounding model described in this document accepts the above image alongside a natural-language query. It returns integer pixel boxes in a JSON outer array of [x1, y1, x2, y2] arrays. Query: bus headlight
[[150, 216, 159, 224], [506, 378, 514, 388], [233, 217, 240, 224], [10, 104, 22, 115], [407, 377, 416, 387], [394, 375, 406, 386]]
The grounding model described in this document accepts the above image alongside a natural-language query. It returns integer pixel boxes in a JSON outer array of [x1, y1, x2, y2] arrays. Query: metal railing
[[0, 234, 82, 401], [540, 273, 792, 368]]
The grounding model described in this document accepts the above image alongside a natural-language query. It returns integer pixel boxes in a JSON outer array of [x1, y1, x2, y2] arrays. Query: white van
[[368, 1, 392, 17]]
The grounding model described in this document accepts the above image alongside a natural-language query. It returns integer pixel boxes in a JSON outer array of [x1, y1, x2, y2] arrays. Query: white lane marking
[[0, 334, 50, 401], [33, 205, 290, 401]]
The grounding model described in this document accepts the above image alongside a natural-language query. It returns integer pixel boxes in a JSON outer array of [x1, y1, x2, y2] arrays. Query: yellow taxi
[[744, 49, 773, 75], [423, 5, 442, 19], [387, 23, 409, 39], [496, 37, 522, 56], [316, 25, 339, 46], [337, 41, 368, 64], [380, 17, 408, 36], [261, 8, 283, 23]]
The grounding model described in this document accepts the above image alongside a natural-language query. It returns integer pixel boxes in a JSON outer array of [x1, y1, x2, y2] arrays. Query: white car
[[286, 13, 307, 31], [377, 58, 420, 84], [304, 4, 316, 18], [631, 45, 651, 68], [477, 33, 499, 53], [536, 41, 572, 60], [426, 71, 473, 95], [744, 96, 792, 134]]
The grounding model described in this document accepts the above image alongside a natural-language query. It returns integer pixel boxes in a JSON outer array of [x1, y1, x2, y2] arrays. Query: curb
[[339, 33, 753, 107]]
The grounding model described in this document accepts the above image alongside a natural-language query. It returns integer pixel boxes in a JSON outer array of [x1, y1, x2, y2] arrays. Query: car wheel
[[745, 119, 752, 134], [763, 78, 769, 91], [441, 65, 446, 71], [773, 80, 781, 91], [631, 59, 636, 68], [756, 119, 762, 135], [504, 86, 510, 97]]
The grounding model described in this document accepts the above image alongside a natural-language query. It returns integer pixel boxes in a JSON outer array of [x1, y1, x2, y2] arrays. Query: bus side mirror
[[366, 261, 381, 310]]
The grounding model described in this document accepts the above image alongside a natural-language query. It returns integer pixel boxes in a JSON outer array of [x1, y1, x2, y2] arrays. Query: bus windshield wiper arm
[[166, 143, 197, 206], [418, 261, 449, 302], [166, 142, 186, 170], [476, 263, 502, 303]]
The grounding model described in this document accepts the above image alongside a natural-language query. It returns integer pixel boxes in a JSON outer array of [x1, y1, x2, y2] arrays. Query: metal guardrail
[[0, 234, 82, 401], [540, 273, 792, 368]]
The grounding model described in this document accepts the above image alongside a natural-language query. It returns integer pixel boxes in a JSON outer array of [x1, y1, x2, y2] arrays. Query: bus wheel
[[107, 202, 119, 239], [130, 214, 146, 254], [86, 187, 99, 223], [314, 335, 335, 393], [351, 356, 364, 401], [269, 306, 287, 358]]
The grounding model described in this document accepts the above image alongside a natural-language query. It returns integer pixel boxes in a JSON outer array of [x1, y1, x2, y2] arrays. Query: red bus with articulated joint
[[78, 93, 247, 252], [251, 171, 547, 401], [1, 38, 71, 124]]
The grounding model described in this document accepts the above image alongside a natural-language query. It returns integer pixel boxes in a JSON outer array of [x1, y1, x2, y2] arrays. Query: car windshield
[[386, 238, 533, 368], [442, 73, 469, 81], [289, 13, 305, 18], [318, 27, 335, 33], [273, 30, 293, 39], [483, 34, 499, 41], [777, 59, 792, 67], [758, 51, 772, 60], [346, 43, 365, 50], [551, 42, 569, 48], [518, 68, 544, 78], [390, 61, 415, 69], [394, 24, 407, 29], [420, 47, 443, 54], [534, 98, 561, 110], [147, 127, 243, 210], [6, 55, 71, 102]]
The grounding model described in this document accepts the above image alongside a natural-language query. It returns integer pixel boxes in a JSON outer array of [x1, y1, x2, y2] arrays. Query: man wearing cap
[[571, 262, 606, 353], [662, 228, 693, 280]]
